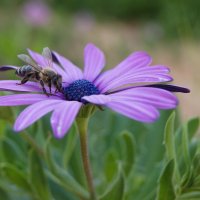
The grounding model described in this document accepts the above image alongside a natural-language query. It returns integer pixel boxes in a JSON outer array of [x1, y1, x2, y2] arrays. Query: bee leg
[[17, 73, 33, 85], [59, 86, 64, 93], [48, 81, 52, 94], [40, 80, 49, 97], [17, 78, 28, 85], [55, 83, 61, 93]]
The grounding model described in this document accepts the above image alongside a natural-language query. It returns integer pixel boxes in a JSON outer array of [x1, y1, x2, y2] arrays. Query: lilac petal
[[101, 74, 172, 93], [14, 99, 64, 131], [0, 80, 41, 92], [106, 100, 159, 123], [0, 65, 18, 71], [145, 84, 190, 93], [128, 65, 170, 74], [52, 51, 83, 82], [99, 65, 172, 93], [82, 94, 112, 105], [27, 49, 47, 68], [109, 87, 178, 109], [50, 101, 82, 138], [83, 43, 105, 82], [94, 51, 152, 90], [0, 94, 60, 106]]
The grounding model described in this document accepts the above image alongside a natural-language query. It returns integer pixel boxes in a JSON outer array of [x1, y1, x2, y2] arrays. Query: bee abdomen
[[16, 65, 33, 77]]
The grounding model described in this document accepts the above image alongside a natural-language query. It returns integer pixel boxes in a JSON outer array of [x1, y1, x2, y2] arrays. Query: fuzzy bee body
[[0, 48, 63, 96], [40, 68, 56, 82], [38, 68, 62, 94], [15, 65, 62, 96], [18, 48, 63, 95]]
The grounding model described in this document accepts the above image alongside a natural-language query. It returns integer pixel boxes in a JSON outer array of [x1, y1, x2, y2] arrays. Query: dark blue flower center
[[63, 79, 100, 102]]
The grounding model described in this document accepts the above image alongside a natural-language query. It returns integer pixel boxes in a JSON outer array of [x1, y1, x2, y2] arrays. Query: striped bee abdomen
[[16, 65, 33, 77]]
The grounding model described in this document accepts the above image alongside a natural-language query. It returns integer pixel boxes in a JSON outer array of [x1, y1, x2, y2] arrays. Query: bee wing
[[17, 54, 41, 72], [42, 47, 53, 68], [0, 65, 19, 71]]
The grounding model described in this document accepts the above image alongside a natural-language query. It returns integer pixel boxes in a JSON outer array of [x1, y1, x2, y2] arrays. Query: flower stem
[[76, 117, 97, 200]]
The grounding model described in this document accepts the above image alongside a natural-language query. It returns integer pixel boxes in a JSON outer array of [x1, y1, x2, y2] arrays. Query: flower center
[[63, 79, 100, 102]]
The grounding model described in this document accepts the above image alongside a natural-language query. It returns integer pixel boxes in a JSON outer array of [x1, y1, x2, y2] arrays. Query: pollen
[[63, 79, 100, 102]]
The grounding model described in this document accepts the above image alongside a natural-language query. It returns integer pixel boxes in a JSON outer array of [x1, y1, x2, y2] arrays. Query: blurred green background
[[0, 1, 200, 200], [0, 0, 198, 119]]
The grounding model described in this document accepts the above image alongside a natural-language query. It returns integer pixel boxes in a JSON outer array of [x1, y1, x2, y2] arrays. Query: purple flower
[[22, 0, 51, 27], [0, 44, 189, 138]]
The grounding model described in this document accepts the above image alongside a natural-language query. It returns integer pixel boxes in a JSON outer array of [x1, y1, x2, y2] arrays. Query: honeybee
[[1, 48, 63, 96]]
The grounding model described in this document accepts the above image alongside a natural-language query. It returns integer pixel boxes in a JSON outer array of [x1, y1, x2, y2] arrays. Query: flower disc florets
[[63, 79, 100, 102]]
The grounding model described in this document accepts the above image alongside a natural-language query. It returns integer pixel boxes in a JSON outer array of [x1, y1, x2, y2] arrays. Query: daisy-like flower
[[0, 44, 189, 138]]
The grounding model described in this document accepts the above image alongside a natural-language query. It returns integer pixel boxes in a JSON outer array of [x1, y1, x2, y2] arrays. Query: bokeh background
[[0, 0, 199, 120], [0, 1, 200, 200]]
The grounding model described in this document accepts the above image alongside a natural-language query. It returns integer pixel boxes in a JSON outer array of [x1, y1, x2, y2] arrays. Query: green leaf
[[189, 140, 199, 160], [0, 187, 10, 200], [164, 112, 180, 183], [29, 149, 52, 200], [0, 106, 14, 123], [67, 137, 86, 187], [120, 131, 136, 176], [194, 176, 200, 185], [180, 166, 194, 191], [179, 125, 195, 190], [187, 117, 200, 140], [44, 137, 89, 199], [156, 160, 175, 200], [177, 191, 200, 199], [164, 112, 176, 161], [192, 154, 200, 178], [62, 125, 78, 168], [104, 149, 118, 182], [106, 130, 135, 183], [100, 167, 125, 200], [46, 170, 89, 200], [181, 125, 191, 166], [0, 120, 6, 138], [0, 163, 31, 192], [1, 138, 26, 164]]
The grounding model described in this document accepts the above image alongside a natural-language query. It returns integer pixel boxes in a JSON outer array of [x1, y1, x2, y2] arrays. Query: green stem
[[21, 131, 45, 157], [76, 117, 97, 200]]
